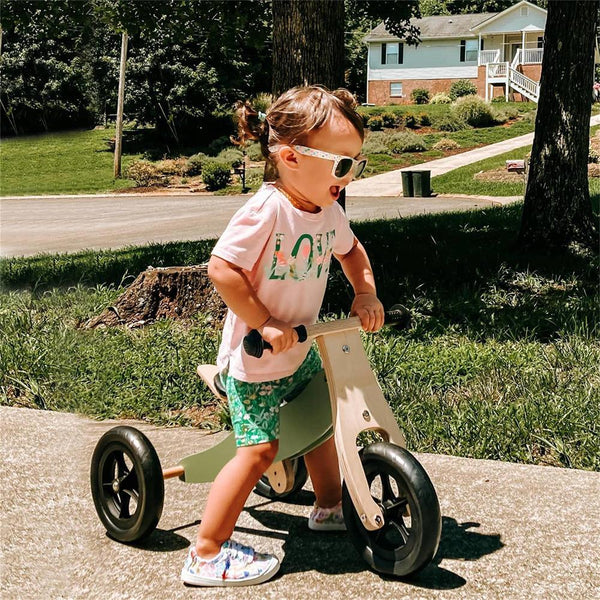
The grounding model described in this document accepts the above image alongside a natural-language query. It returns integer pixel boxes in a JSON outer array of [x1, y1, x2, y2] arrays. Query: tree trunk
[[272, 0, 345, 95], [518, 0, 599, 250], [271, 0, 347, 206]]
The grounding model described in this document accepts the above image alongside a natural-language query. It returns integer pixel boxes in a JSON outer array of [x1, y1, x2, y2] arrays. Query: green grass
[[2, 205, 598, 470]]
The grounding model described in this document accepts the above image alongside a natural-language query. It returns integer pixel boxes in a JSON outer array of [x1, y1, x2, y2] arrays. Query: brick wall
[[368, 77, 482, 105]]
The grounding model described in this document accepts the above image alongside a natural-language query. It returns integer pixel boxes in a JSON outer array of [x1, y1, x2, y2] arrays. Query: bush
[[491, 96, 507, 103], [449, 79, 477, 100], [429, 92, 452, 104], [187, 152, 208, 176], [433, 137, 460, 151], [216, 148, 244, 168], [452, 95, 496, 127], [404, 113, 417, 128], [419, 113, 431, 126], [411, 88, 430, 105], [207, 136, 232, 156], [126, 160, 165, 187], [433, 115, 467, 132], [386, 131, 427, 153], [367, 115, 384, 131], [245, 141, 265, 162], [155, 157, 190, 176], [362, 132, 392, 155], [202, 159, 232, 190], [492, 111, 509, 124], [381, 112, 399, 128], [589, 147, 600, 164]]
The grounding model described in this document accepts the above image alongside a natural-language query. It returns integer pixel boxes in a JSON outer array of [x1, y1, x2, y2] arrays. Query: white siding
[[476, 7, 546, 34], [369, 66, 478, 81]]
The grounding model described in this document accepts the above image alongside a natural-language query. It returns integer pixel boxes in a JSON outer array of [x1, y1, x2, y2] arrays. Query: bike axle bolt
[[362, 410, 371, 421], [375, 515, 383, 525], [342, 345, 350, 353]]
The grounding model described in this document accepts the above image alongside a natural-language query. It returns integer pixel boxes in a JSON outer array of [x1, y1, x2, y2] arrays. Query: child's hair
[[233, 86, 364, 168]]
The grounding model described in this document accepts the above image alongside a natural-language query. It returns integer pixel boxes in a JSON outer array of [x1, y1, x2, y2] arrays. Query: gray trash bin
[[412, 170, 431, 197], [401, 170, 414, 197]]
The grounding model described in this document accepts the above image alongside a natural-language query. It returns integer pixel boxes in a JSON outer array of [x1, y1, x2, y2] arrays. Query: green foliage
[[245, 141, 265, 162], [491, 96, 507, 103], [411, 88, 431, 105], [155, 157, 190, 176], [381, 112, 399, 128], [404, 113, 417, 128], [418, 112, 431, 126], [386, 131, 427, 153], [186, 152, 209, 176], [429, 92, 452, 105], [433, 114, 466, 132], [216, 148, 244, 168], [452, 95, 496, 127], [367, 115, 384, 131], [201, 159, 231, 190], [589, 147, 600, 164], [362, 132, 392, 155], [250, 92, 273, 113], [125, 160, 164, 186], [207, 136, 232, 156], [449, 79, 478, 101], [433, 137, 460, 151]]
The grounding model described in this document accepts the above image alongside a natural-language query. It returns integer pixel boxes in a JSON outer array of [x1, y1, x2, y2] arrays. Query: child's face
[[275, 112, 364, 212]]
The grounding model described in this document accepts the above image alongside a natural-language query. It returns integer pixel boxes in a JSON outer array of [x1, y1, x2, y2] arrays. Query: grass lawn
[[2, 205, 598, 470]]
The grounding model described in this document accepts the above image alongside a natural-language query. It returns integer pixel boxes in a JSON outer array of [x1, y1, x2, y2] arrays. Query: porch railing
[[479, 49, 501, 65], [487, 62, 508, 78], [522, 48, 543, 64]]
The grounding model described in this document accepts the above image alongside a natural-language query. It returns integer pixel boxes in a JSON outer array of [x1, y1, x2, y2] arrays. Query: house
[[364, 0, 547, 105]]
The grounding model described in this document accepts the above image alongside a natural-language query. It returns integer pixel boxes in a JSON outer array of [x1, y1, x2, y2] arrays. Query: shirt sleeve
[[332, 203, 356, 256], [211, 196, 277, 271]]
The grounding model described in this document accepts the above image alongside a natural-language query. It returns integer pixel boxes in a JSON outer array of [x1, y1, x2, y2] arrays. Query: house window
[[381, 42, 403, 65], [460, 39, 478, 62], [390, 82, 403, 97], [537, 36, 544, 49]]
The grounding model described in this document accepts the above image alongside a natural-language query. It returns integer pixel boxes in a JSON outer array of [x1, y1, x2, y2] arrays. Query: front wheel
[[342, 442, 441, 577], [90, 426, 164, 543]]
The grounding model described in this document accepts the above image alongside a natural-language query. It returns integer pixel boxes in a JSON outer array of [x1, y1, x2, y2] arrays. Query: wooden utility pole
[[114, 32, 128, 178]]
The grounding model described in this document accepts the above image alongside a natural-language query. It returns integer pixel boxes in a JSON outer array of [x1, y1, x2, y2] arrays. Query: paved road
[[0, 193, 518, 258], [1, 405, 598, 599]]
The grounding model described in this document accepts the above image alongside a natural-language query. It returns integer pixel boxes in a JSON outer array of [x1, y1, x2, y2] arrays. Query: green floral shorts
[[224, 347, 322, 447]]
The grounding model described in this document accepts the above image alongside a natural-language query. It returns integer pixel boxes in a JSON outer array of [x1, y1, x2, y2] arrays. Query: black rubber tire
[[253, 456, 309, 500], [90, 426, 164, 543], [342, 442, 441, 577]]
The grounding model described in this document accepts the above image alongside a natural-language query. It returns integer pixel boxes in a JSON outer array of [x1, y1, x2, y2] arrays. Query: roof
[[364, 12, 498, 42]]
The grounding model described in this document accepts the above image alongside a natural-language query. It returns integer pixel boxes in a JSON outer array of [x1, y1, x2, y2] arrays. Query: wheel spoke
[[115, 452, 128, 477], [120, 467, 138, 492], [381, 475, 394, 501], [117, 490, 132, 519], [391, 519, 410, 545]]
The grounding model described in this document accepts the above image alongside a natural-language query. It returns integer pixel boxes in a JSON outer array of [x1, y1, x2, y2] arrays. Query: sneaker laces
[[224, 540, 254, 565]]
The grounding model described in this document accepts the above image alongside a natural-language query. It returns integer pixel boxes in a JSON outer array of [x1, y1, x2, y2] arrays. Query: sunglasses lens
[[354, 160, 367, 178], [335, 158, 353, 178]]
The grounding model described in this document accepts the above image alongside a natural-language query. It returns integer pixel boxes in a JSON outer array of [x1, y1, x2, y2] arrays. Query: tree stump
[[83, 265, 227, 329]]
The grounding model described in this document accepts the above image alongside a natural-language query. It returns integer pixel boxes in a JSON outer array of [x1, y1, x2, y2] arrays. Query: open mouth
[[329, 185, 341, 199]]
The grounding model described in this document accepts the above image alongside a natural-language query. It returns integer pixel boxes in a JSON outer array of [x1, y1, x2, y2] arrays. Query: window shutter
[[537, 36, 544, 49], [480, 38, 484, 51], [381, 43, 386, 65], [399, 43, 404, 64], [460, 40, 466, 62]]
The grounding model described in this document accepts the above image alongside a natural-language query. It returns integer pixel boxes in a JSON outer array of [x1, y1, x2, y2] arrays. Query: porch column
[[478, 32, 482, 64], [522, 29, 525, 61]]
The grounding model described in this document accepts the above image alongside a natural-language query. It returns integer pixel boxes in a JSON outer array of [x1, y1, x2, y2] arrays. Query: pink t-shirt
[[212, 182, 356, 383]]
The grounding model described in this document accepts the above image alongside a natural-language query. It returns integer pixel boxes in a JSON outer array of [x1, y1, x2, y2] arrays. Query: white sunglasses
[[268, 144, 368, 179]]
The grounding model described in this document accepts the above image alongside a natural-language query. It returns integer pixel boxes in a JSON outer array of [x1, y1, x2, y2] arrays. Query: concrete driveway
[[1, 405, 598, 599]]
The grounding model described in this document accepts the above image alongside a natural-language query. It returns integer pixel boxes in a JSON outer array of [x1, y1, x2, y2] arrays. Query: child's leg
[[195, 440, 278, 558], [304, 435, 341, 508]]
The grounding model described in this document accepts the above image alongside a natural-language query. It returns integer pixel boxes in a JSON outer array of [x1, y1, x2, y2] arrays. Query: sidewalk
[[346, 114, 600, 197], [1, 405, 598, 599]]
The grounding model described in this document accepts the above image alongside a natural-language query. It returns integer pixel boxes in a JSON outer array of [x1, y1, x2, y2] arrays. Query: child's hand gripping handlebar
[[243, 305, 411, 358]]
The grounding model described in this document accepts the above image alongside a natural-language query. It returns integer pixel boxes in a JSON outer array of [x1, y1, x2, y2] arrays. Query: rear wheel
[[342, 442, 441, 577], [90, 426, 164, 542], [253, 456, 308, 500]]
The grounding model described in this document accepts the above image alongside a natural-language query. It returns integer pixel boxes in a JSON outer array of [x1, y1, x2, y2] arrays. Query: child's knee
[[239, 440, 279, 473]]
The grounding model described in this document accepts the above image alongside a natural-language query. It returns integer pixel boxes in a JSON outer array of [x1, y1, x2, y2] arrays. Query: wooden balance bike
[[90, 307, 441, 577]]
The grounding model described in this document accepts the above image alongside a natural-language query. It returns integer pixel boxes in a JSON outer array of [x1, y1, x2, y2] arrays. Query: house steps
[[486, 61, 540, 102]]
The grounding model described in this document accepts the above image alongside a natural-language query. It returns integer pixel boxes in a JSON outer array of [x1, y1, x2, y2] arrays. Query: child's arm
[[335, 239, 385, 332], [207, 255, 298, 354]]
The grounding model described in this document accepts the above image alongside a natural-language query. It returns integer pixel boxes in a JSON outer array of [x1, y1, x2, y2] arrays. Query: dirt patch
[[473, 167, 525, 183], [82, 265, 227, 329]]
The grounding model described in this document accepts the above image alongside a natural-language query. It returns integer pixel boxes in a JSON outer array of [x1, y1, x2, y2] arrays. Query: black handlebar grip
[[243, 325, 308, 358], [384, 304, 412, 330]]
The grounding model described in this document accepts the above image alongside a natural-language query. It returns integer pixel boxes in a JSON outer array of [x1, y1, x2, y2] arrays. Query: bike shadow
[[247, 507, 503, 590]]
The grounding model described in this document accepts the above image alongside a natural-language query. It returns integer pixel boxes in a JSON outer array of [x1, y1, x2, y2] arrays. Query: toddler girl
[[181, 85, 384, 587]]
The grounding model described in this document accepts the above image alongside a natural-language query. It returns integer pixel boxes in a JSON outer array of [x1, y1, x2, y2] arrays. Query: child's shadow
[[246, 507, 503, 590]]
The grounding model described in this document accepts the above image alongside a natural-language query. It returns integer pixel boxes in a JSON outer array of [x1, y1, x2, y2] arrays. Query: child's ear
[[278, 147, 300, 171]]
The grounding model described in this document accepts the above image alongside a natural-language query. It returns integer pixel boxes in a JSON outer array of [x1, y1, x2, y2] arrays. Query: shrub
[[245, 141, 265, 162], [207, 136, 231, 156], [367, 115, 384, 131], [381, 112, 399, 128], [411, 88, 430, 105], [386, 131, 427, 153], [429, 92, 452, 104], [202, 159, 232, 190], [589, 147, 600, 164], [452, 95, 496, 127], [492, 110, 508, 124], [433, 115, 466, 132], [419, 113, 431, 126], [491, 96, 507, 103], [216, 147, 244, 168], [404, 113, 417, 128], [362, 132, 391, 155], [126, 160, 164, 187], [433, 137, 460, 151], [155, 157, 190, 176], [246, 167, 265, 187], [187, 152, 208, 176], [449, 79, 477, 100]]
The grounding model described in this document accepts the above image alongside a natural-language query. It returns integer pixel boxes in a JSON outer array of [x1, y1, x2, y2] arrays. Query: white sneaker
[[181, 540, 280, 586], [308, 501, 347, 531]]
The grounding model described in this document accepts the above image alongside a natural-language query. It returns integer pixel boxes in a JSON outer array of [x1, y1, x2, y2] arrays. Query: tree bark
[[272, 0, 345, 96], [518, 1, 599, 250]]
